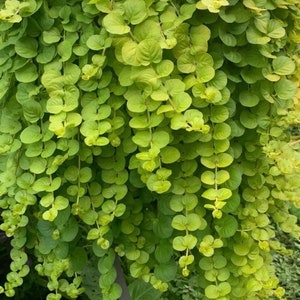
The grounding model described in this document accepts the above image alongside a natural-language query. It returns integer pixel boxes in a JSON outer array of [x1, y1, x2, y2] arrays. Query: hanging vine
[[0, 0, 300, 299]]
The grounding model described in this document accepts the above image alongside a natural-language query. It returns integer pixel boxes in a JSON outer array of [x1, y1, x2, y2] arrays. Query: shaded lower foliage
[[272, 213, 300, 300]]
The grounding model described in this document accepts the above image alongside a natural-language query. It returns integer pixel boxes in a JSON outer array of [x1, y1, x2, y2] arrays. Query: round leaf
[[160, 146, 180, 164], [15, 37, 38, 58], [123, 0, 148, 25], [20, 125, 42, 144], [239, 91, 260, 107], [272, 56, 295, 75], [215, 215, 238, 238], [274, 79, 296, 100], [15, 63, 39, 83], [102, 12, 130, 35], [43, 27, 61, 44]]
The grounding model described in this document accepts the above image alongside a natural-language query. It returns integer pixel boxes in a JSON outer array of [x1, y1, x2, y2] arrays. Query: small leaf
[[53, 196, 69, 210], [152, 131, 170, 149], [156, 60, 174, 77], [215, 214, 238, 238], [246, 26, 270, 45], [79, 167, 93, 183], [123, 0, 148, 25], [43, 27, 61, 44], [202, 188, 232, 201], [160, 146, 180, 164], [20, 125, 42, 144], [63, 63, 81, 84], [267, 19, 285, 38], [121, 40, 140, 66], [173, 234, 197, 251], [213, 123, 231, 140], [15, 37, 38, 58], [57, 39, 73, 62], [219, 282, 231, 296], [29, 157, 47, 174], [86, 34, 105, 50], [240, 110, 258, 129], [239, 90, 260, 107], [172, 92, 192, 112], [115, 203, 126, 217], [190, 24, 210, 52], [172, 215, 187, 231], [272, 56, 295, 75], [87, 228, 100, 240], [99, 269, 117, 288], [42, 207, 58, 221], [102, 200, 116, 214], [136, 39, 162, 65], [186, 213, 203, 231], [219, 29, 237, 47], [222, 193, 240, 213], [15, 63, 39, 83], [205, 285, 219, 299], [40, 193, 54, 208], [197, 65, 216, 83], [246, 278, 263, 292], [210, 106, 229, 123], [102, 12, 130, 35], [170, 194, 198, 212], [274, 79, 296, 100], [132, 131, 152, 147], [177, 53, 196, 73]]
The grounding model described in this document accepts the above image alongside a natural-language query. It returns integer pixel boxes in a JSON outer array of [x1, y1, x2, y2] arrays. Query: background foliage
[[272, 221, 300, 300], [0, 0, 300, 299]]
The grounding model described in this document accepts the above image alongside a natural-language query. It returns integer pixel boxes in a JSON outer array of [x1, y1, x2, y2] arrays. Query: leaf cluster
[[0, 0, 300, 300]]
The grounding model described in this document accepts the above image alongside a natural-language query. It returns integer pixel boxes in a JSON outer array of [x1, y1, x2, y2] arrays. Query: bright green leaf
[[102, 12, 130, 35], [274, 79, 296, 100], [42, 207, 58, 221], [213, 123, 231, 140], [136, 39, 162, 65], [123, 0, 148, 25], [20, 125, 42, 144], [239, 90, 260, 107], [210, 106, 229, 123], [173, 234, 197, 251], [160, 146, 181, 164], [272, 56, 295, 75], [53, 196, 69, 210], [205, 284, 219, 299], [43, 27, 61, 44], [246, 26, 270, 45]]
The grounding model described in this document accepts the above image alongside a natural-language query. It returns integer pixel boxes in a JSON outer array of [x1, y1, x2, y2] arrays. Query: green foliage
[[0, 0, 300, 300], [272, 222, 300, 300]]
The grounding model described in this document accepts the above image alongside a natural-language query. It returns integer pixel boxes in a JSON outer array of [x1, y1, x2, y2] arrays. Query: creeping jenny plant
[[0, 0, 300, 299]]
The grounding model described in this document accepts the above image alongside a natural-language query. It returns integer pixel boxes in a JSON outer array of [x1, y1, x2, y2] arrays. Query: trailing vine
[[0, 0, 299, 299]]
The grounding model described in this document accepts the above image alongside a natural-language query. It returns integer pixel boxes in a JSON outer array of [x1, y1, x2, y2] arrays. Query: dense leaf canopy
[[0, 0, 300, 300]]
